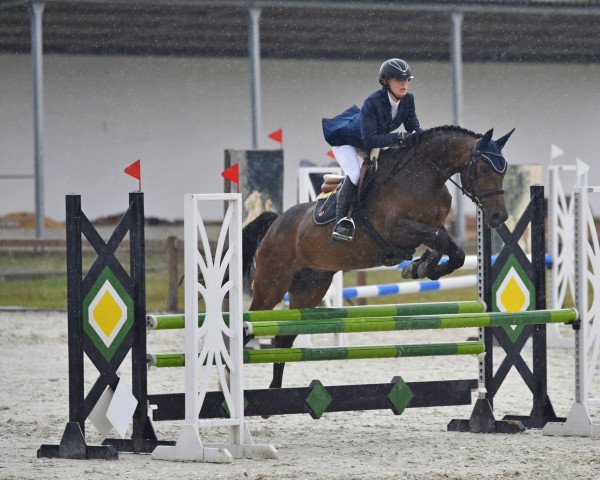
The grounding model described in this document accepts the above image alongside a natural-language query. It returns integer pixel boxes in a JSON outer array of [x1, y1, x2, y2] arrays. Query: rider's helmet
[[378, 58, 414, 87]]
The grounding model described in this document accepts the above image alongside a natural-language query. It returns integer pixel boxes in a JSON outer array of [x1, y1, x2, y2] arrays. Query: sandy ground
[[1, 309, 599, 480]]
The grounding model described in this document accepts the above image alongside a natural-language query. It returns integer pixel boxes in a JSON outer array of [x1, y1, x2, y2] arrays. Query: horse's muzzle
[[486, 211, 509, 229]]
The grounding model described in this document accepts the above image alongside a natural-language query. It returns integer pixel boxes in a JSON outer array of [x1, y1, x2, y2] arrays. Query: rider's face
[[387, 78, 410, 98]]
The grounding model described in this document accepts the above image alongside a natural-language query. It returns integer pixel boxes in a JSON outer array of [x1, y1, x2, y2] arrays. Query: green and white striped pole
[[147, 300, 485, 330], [148, 341, 485, 368], [244, 308, 578, 337]]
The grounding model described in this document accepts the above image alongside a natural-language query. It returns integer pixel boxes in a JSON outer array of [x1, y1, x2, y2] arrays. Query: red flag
[[124, 159, 141, 179], [327, 149, 336, 160], [124, 159, 141, 191], [221, 163, 239, 184], [267, 128, 283, 145]]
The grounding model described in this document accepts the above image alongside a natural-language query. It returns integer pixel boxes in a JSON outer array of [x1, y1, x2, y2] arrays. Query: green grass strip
[[247, 308, 578, 337], [147, 300, 485, 330]]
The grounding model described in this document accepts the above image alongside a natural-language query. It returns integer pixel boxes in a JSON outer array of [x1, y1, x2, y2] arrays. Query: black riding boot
[[332, 177, 358, 242]]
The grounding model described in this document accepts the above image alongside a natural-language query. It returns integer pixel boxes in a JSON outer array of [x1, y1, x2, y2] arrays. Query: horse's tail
[[242, 211, 279, 287]]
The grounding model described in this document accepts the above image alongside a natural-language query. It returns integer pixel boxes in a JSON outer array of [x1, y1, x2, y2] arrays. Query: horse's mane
[[380, 125, 481, 179], [413, 125, 481, 143], [384, 125, 481, 159]]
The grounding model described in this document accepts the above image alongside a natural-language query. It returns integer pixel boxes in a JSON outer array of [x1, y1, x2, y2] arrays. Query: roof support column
[[248, 6, 262, 149], [450, 11, 465, 243], [30, 0, 46, 240]]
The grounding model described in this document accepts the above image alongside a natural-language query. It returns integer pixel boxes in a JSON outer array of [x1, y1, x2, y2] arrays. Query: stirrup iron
[[332, 216, 355, 242]]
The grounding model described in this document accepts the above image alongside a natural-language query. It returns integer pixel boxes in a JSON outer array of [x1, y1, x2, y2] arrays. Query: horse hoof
[[417, 262, 430, 279], [401, 263, 419, 279], [417, 250, 441, 278], [429, 262, 449, 280]]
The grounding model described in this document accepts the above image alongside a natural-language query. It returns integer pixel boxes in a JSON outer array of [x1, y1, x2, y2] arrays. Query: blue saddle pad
[[313, 191, 338, 225]]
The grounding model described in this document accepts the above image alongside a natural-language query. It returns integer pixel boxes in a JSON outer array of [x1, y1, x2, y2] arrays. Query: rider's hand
[[398, 131, 417, 148]]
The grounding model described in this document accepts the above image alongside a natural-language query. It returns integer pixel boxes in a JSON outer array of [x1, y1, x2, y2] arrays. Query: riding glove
[[398, 131, 418, 148]]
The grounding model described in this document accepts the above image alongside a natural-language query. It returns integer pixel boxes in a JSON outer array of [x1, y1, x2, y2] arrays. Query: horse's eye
[[480, 166, 489, 174]]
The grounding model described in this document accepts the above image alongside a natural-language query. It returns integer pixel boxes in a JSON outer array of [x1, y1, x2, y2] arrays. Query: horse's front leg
[[395, 222, 464, 280], [426, 227, 465, 280]]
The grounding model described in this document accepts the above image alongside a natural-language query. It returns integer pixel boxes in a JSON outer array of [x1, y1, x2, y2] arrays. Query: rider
[[322, 58, 423, 241]]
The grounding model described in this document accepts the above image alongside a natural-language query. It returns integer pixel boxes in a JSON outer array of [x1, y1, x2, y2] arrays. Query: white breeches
[[332, 145, 362, 185]]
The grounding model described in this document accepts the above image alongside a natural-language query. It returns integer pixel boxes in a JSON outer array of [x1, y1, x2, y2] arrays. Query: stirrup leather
[[332, 216, 355, 241]]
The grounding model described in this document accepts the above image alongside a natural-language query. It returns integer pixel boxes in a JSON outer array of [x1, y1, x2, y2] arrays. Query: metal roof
[[2, 0, 600, 63]]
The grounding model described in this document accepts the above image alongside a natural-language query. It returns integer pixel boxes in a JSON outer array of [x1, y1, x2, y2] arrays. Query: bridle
[[448, 138, 506, 208]]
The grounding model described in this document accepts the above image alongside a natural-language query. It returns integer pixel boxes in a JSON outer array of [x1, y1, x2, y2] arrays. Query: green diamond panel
[[387, 376, 414, 415], [82, 265, 134, 361], [305, 380, 332, 419]]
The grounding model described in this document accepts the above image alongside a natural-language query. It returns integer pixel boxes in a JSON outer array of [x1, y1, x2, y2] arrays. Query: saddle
[[313, 153, 379, 226], [320, 148, 382, 196]]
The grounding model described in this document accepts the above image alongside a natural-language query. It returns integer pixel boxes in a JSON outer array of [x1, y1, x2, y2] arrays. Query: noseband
[[456, 140, 506, 208]]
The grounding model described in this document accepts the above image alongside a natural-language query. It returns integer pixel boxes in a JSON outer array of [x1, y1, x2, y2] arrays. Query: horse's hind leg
[[268, 334, 297, 389], [248, 251, 296, 311], [269, 268, 336, 389], [244, 243, 297, 351]]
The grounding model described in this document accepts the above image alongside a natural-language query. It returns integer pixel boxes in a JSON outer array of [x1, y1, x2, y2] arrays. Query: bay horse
[[242, 125, 512, 388]]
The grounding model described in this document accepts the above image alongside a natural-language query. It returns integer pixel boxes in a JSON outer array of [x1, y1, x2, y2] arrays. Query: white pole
[[30, 0, 46, 240], [450, 11, 465, 244], [249, 7, 262, 149]]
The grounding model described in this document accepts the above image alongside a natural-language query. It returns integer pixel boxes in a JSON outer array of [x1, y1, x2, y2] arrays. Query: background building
[[1, 0, 599, 225]]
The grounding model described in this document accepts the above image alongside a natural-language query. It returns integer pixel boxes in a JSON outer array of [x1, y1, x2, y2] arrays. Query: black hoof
[[416, 250, 441, 279], [401, 261, 420, 279]]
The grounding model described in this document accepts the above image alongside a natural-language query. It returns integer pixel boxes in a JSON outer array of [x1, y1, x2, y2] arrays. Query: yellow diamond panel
[[496, 266, 530, 313], [500, 277, 526, 312], [93, 290, 125, 337], [88, 280, 128, 348], [83, 265, 134, 361]]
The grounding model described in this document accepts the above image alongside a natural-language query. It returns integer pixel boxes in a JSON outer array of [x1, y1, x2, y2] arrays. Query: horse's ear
[[481, 128, 494, 146], [496, 128, 515, 149]]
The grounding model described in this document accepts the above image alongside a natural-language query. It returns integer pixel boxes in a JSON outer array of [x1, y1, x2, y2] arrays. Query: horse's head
[[461, 128, 512, 229]]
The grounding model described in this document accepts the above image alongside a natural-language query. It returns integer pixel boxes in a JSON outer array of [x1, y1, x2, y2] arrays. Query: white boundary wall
[[3, 55, 600, 224]]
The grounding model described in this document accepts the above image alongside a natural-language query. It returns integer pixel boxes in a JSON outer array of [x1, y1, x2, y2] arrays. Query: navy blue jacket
[[322, 89, 421, 149]]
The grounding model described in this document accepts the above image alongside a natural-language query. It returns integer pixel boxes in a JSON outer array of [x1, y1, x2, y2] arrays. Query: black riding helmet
[[378, 58, 414, 87]]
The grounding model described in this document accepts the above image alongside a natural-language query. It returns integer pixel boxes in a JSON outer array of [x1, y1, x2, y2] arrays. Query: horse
[[242, 125, 512, 388]]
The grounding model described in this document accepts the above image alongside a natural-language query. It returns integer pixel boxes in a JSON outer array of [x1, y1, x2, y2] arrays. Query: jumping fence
[[38, 184, 590, 463]]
